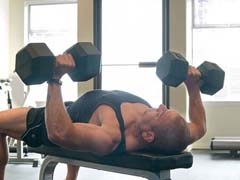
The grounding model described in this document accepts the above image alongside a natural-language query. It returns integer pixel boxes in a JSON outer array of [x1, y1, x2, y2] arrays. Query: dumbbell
[[15, 42, 101, 85], [156, 51, 225, 95]]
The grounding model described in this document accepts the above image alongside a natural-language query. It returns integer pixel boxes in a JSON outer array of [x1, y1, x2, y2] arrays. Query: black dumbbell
[[15, 42, 101, 85], [156, 51, 225, 95]]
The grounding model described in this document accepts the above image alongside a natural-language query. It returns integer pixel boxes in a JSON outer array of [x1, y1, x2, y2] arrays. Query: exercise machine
[[6, 74, 39, 167], [211, 136, 240, 156]]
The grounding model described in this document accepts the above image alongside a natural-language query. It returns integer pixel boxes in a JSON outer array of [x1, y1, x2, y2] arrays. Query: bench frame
[[40, 155, 171, 180], [29, 146, 192, 180]]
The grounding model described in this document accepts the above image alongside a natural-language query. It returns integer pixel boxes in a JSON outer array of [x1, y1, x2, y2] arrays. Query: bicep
[[61, 123, 115, 156]]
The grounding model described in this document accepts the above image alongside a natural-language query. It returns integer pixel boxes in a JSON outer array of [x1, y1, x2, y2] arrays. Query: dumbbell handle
[[139, 62, 157, 68], [198, 61, 225, 95]]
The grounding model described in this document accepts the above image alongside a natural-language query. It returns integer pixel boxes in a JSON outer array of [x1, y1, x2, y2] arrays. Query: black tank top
[[67, 90, 152, 155]]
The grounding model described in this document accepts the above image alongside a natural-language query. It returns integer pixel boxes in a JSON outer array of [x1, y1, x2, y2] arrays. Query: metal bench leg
[[39, 156, 58, 180], [158, 170, 171, 180]]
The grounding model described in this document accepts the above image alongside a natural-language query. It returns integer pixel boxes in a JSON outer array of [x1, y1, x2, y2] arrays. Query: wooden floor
[[5, 150, 240, 180]]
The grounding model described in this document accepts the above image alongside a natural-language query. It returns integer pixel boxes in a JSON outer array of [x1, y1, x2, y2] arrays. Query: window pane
[[29, 3, 77, 54], [102, 0, 162, 65], [102, 66, 162, 107], [102, 0, 162, 106], [27, 3, 77, 103], [194, 0, 240, 26], [192, 0, 240, 101], [193, 28, 240, 101], [30, 4, 77, 32]]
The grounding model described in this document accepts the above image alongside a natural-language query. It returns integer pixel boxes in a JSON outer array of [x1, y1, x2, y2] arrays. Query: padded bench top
[[29, 146, 193, 172]]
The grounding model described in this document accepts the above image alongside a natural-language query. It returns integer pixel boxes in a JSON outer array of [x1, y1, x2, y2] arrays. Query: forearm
[[188, 86, 206, 126], [187, 85, 206, 141], [45, 83, 73, 140]]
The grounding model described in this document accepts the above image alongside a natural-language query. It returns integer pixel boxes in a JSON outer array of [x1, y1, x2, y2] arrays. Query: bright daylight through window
[[26, 1, 78, 105], [192, 0, 240, 101], [102, 0, 162, 107]]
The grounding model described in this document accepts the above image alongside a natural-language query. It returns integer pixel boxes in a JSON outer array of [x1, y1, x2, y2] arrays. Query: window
[[25, 0, 78, 104], [190, 0, 240, 101], [101, 0, 163, 107]]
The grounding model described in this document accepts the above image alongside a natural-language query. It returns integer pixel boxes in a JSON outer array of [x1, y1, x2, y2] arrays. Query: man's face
[[143, 104, 182, 127]]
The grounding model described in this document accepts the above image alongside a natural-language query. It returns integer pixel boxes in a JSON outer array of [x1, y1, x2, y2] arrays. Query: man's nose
[[157, 104, 167, 112]]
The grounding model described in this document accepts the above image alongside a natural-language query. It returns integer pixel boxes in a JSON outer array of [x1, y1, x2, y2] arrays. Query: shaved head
[[149, 114, 190, 154]]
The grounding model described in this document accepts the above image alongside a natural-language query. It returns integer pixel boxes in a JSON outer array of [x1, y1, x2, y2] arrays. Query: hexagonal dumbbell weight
[[197, 61, 225, 95], [66, 42, 101, 82], [156, 51, 189, 87], [156, 51, 225, 95], [15, 42, 101, 85]]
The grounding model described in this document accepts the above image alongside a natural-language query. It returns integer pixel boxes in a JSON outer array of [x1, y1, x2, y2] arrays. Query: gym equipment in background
[[7, 73, 39, 167], [211, 137, 240, 156]]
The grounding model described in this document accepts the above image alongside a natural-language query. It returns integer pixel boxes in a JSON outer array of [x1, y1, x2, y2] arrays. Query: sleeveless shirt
[[67, 90, 152, 154]]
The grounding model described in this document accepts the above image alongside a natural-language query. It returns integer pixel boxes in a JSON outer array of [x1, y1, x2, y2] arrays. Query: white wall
[[169, 0, 187, 119], [0, 0, 9, 78], [77, 0, 95, 94], [9, 0, 24, 74], [0, 0, 25, 76], [195, 102, 240, 148]]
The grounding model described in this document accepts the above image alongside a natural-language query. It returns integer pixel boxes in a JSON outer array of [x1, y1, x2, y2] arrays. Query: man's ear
[[142, 131, 155, 143]]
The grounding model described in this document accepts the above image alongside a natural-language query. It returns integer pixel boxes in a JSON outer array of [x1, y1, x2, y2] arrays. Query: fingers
[[184, 66, 201, 90], [56, 53, 76, 68], [53, 54, 76, 79], [188, 66, 201, 79]]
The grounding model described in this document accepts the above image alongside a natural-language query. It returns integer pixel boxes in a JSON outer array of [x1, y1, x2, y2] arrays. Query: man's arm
[[45, 54, 116, 156], [185, 66, 206, 144]]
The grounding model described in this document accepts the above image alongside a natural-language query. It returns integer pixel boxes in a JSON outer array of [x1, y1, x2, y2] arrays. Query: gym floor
[[5, 150, 240, 180]]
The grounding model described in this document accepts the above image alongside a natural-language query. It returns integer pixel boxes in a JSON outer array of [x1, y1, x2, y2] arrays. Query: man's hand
[[184, 66, 201, 92], [52, 53, 76, 80]]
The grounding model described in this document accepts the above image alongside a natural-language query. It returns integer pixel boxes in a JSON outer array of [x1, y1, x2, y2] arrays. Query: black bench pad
[[29, 146, 193, 172]]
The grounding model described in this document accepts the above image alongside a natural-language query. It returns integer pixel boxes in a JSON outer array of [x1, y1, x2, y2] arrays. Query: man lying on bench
[[0, 54, 206, 180]]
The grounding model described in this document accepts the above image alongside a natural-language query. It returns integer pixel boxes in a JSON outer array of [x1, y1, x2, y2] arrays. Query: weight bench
[[29, 146, 193, 180]]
